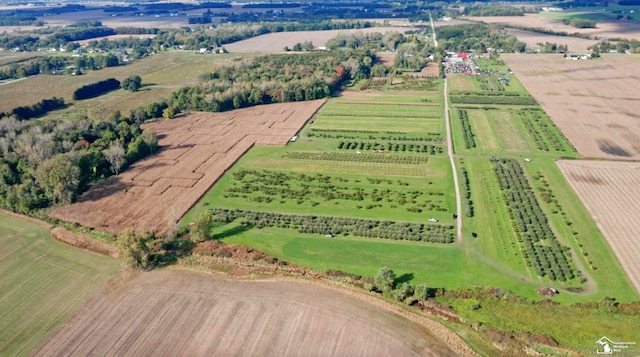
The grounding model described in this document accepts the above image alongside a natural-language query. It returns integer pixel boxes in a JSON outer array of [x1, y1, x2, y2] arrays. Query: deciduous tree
[[121, 75, 142, 92], [190, 211, 213, 243], [117, 227, 151, 269], [374, 266, 395, 292], [34, 154, 79, 204], [104, 141, 126, 175]]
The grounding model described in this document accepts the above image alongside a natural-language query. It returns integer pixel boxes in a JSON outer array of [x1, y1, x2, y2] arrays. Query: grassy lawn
[[215, 223, 548, 297], [0, 214, 118, 357], [461, 158, 532, 279]]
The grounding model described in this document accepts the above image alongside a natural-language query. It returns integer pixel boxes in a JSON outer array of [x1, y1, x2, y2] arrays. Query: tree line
[[2, 97, 65, 121], [166, 49, 375, 114], [73, 78, 121, 100], [0, 109, 158, 213]]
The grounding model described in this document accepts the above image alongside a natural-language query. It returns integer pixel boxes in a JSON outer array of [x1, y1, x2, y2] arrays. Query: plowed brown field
[[50, 100, 324, 234], [470, 14, 640, 43], [223, 27, 414, 52], [502, 54, 640, 160], [557, 160, 640, 293], [33, 269, 461, 357]]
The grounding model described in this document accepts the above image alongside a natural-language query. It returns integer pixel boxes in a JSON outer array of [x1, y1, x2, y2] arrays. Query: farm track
[[444, 79, 463, 242]]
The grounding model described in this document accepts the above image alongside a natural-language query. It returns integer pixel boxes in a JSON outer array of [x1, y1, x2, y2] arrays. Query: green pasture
[[310, 115, 443, 134], [461, 158, 533, 279], [312, 98, 445, 135], [215, 222, 551, 299], [0, 214, 118, 357], [451, 106, 577, 157], [540, 9, 632, 22]]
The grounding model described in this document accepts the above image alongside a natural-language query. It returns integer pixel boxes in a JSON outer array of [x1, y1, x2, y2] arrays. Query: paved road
[[443, 78, 463, 242]]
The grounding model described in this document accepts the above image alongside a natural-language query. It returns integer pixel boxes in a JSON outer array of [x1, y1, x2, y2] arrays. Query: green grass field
[[0, 214, 118, 357]]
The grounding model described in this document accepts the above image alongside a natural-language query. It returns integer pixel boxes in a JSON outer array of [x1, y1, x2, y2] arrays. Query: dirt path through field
[[444, 79, 463, 242], [34, 269, 473, 357]]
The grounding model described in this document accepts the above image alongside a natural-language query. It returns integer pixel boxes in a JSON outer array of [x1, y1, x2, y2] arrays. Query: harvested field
[[504, 28, 597, 53], [50, 100, 325, 234], [502, 54, 640, 159], [469, 14, 640, 42], [34, 269, 462, 357], [224, 27, 414, 52], [557, 160, 640, 293]]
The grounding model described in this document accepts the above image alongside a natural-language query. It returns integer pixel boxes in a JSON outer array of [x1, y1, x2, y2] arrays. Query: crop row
[[533, 172, 594, 271], [306, 128, 406, 134], [517, 109, 576, 152], [232, 169, 415, 187], [337, 141, 444, 154], [282, 151, 429, 164], [388, 79, 439, 91], [321, 106, 439, 118], [452, 91, 522, 97], [459, 164, 474, 217], [451, 94, 537, 106], [307, 129, 442, 142], [208, 208, 455, 243], [475, 75, 505, 92], [360, 78, 387, 90], [458, 109, 476, 149], [492, 158, 577, 282]]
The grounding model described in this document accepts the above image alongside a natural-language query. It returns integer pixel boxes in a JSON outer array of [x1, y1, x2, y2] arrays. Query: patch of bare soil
[[33, 268, 468, 357], [502, 54, 640, 159], [404, 63, 440, 78], [49, 100, 325, 234], [557, 160, 640, 293], [376, 51, 396, 66]]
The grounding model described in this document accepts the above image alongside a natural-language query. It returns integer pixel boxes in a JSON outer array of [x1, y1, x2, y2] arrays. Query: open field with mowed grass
[[0, 214, 118, 357]]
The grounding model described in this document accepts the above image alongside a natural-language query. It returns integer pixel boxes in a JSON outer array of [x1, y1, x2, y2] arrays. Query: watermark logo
[[596, 336, 636, 354]]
